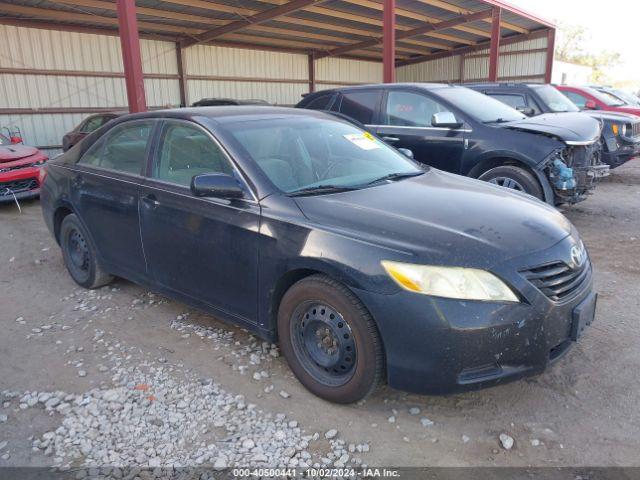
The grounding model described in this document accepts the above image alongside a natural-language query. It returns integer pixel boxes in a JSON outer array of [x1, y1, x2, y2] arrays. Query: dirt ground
[[1, 159, 639, 469]]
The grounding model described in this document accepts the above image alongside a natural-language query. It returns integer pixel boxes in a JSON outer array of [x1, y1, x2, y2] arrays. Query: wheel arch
[[467, 156, 555, 205], [266, 262, 377, 340], [53, 202, 75, 245]]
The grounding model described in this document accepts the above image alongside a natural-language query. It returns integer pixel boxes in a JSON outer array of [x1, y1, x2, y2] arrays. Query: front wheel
[[60, 214, 113, 289], [277, 275, 384, 404], [479, 165, 544, 200]]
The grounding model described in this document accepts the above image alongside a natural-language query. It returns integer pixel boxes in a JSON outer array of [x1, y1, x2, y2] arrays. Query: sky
[[505, 0, 640, 88]]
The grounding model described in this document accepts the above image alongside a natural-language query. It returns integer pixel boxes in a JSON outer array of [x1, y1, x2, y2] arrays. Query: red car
[[556, 85, 640, 117], [0, 133, 48, 203]]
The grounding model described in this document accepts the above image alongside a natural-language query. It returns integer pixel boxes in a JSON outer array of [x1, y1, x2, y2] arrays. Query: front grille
[[0, 178, 39, 196], [631, 122, 640, 139], [0, 162, 36, 173], [521, 260, 591, 302]]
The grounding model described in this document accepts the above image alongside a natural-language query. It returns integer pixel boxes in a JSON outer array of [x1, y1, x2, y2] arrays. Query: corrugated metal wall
[[0, 24, 384, 154], [184, 45, 308, 106], [397, 36, 549, 84], [316, 57, 382, 90], [0, 24, 179, 155]]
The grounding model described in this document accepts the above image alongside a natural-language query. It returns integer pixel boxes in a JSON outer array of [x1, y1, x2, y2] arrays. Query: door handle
[[382, 136, 400, 143], [142, 194, 160, 208]]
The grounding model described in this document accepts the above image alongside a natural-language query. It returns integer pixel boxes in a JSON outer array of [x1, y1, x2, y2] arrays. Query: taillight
[[38, 165, 48, 185]]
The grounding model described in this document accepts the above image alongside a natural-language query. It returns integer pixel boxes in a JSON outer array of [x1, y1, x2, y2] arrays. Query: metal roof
[[0, 0, 554, 63]]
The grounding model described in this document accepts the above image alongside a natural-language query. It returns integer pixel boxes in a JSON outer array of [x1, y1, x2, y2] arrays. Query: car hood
[[0, 144, 39, 162], [294, 170, 573, 268], [583, 110, 640, 123], [500, 113, 601, 143]]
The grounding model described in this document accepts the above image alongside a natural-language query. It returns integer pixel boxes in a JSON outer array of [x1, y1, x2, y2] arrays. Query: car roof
[[306, 82, 468, 95], [109, 106, 333, 126], [464, 82, 545, 89]]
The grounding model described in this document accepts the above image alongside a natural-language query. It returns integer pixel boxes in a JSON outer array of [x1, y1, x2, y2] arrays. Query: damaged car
[[297, 83, 609, 205], [0, 133, 48, 203], [41, 107, 596, 403], [467, 82, 640, 169]]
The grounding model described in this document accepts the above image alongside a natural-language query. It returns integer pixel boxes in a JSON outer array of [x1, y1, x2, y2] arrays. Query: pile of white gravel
[[7, 328, 367, 476]]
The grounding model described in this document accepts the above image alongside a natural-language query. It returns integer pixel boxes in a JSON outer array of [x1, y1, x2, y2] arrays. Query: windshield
[[586, 87, 626, 106], [606, 88, 640, 106], [534, 85, 579, 112], [224, 117, 423, 194], [0, 134, 10, 145], [436, 86, 526, 123]]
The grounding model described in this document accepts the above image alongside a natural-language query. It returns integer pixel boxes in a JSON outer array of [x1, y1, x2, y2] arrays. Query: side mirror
[[397, 148, 414, 159], [516, 106, 535, 116], [584, 100, 598, 110], [10, 136, 22, 144], [191, 173, 244, 199], [431, 111, 462, 128]]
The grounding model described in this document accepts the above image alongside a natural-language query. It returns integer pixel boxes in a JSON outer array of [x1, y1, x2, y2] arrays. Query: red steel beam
[[382, 0, 395, 83], [116, 0, 147, 113], [544, 28, 556, 83], [318, 9, 492, 59], [308, 53, 316, 93], [488, 6, 501, 81], [176, 42, 188, 107]]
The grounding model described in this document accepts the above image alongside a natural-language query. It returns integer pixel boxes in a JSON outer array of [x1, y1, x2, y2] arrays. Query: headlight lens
[[381, 261, 520, 302]]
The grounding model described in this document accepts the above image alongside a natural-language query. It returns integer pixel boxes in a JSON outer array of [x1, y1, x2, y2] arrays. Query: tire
[[478, 165, 544, 200], [60, 214, 113, 289], [277, 274, 384, 404]]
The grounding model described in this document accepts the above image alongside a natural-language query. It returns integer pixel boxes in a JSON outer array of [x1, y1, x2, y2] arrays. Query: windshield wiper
[[483, 118, 516, 124], [287, 184, 358, 197], [364, 171, 424, 186]]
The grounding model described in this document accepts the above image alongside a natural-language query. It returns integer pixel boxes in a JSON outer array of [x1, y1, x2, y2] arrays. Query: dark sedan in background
[[40, 107, 596, 403], [297, 83, 609, 205], [467, 83, 640, 169]]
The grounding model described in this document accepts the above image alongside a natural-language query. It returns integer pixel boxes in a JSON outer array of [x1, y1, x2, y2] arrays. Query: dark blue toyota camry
[[40, 107, 596, 403]]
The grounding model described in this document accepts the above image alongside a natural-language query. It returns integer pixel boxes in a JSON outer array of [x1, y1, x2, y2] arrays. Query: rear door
[[72, 119, 156, 279], [139, 119, 260, 322], [332, 89, 383, 127], [375, 89, 466, 173]]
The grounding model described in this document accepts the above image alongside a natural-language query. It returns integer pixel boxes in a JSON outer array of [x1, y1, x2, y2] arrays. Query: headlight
[[381, 261, 519, 302], [612, 124, 628, 137]]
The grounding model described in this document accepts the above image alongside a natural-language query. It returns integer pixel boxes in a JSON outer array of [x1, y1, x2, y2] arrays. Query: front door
[[72, 119, 155, 278], [376, 90, 466, 173], [139, 119, 260, 323]]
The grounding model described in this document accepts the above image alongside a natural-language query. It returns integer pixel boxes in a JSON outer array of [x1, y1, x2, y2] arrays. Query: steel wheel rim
[[67, 228, 89, 272], [488, 176, 525, 191], [290, 302, 357, 387]]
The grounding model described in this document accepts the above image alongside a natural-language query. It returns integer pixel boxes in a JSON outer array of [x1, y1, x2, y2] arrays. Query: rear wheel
[[60, 214, 113, 289], [479, 165, 544, 200], [277, 275, 384, 404]]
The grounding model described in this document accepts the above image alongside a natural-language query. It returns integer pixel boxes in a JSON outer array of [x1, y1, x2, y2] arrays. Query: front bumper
[[0, 166, 41, 203], [602, 136, 640, 168], [354, 237, 595, 395]]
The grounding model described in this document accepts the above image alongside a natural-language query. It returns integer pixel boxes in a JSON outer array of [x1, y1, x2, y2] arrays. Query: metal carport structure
[[0, 0, 555, 115]]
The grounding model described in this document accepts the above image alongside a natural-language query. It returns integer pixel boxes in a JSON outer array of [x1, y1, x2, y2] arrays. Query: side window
[[78, 120, 153, 175], [337, 90, 382, 124], [153, 122, 233, 187], [564, 91, 587, 108], [80, 116, 104, 133], [305, 94, 334, 110], [488, 93, 527, 110], [385, 91, 446, 127]]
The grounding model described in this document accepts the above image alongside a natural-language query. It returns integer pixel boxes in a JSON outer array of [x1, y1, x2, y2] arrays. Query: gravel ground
[[0, 159, 639, 473]]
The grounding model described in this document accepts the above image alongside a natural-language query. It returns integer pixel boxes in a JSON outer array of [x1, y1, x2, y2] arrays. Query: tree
[[555, 23, 621, 83]]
